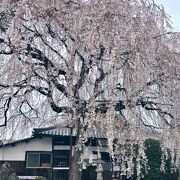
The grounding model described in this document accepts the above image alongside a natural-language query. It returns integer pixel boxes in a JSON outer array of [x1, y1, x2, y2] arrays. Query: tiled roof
[[39, 128, 71, 136], [85, 130, 107, 139], [34, 127, 107, 139], [0, 126, 107, 147]]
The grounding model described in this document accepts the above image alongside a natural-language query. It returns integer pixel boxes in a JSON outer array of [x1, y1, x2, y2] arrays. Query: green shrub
[[132, 139, 173, 180], [142, 139, 171, 180], [0, 162, 19, 180]]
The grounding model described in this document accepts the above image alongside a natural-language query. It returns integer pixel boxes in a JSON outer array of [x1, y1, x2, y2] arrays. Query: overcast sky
[[155, 0, 180, 31]]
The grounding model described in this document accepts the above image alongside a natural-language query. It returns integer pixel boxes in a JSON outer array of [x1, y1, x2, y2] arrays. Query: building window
[[53, 150, 70, 167], [26, 152, 51, 168], [101, 152, 111, 162], [85, 138, 97, 146], [98, 139, 108, 147], [53, 137, 70, 145], [27, 153, 39, 167]]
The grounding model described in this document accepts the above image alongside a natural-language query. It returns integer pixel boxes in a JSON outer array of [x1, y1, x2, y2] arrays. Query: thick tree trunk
[[68, 148, 82, 180], [68, 115, 87, 180]]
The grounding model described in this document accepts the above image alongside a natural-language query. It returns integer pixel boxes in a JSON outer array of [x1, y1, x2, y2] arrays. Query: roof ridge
[[33, 123, 68, 133]]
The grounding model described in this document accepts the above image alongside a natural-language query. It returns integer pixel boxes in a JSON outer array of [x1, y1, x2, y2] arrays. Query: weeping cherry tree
[[0, 0, 180, 179]]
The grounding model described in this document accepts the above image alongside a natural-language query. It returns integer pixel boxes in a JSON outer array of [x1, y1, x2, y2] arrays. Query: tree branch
[[73, 50, 90, 97]]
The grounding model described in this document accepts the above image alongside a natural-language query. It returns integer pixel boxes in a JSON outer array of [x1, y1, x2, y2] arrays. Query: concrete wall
[[0, 137, 52, 161]]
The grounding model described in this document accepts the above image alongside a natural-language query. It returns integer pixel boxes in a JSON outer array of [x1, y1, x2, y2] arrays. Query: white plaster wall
[[54, 145, 70, 150], [0, 137, 52, 161]]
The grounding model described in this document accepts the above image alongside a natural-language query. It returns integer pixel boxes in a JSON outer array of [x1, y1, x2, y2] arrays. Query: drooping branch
[[0, 97, 11, 127], [25, 44, 68, 95], [0, 81, 73, 125], [94, 67, 105, 98], [135, 97, 174, 126], [26, 24, 69, 66], [51, 78, 67, 96], [73, 50, 90, 97], [19, 100, 37, 125], [97, 44, 106, 60], [48, 96, 74, 114]]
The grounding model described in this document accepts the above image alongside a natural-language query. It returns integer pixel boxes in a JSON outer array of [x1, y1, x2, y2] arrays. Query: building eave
[[0, 137, 35, 147]]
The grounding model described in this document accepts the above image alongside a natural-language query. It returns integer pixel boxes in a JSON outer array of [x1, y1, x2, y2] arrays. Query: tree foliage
[[0, 0, 180, 179], [142, 139, 172, 180]]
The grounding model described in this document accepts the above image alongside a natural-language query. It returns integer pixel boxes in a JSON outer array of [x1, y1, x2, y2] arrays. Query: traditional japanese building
[[0, 126, 113, 180]]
